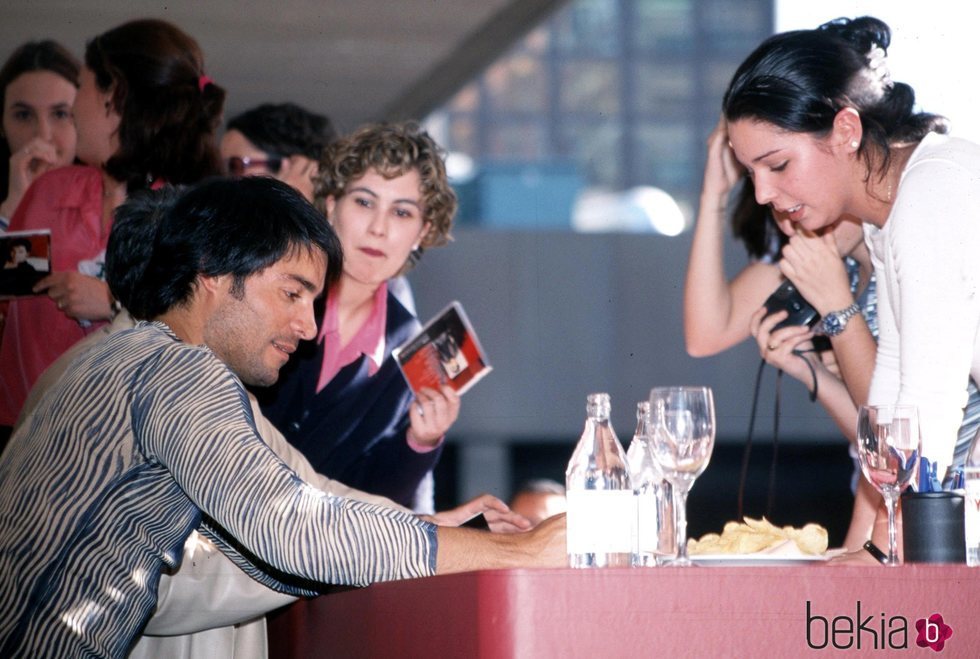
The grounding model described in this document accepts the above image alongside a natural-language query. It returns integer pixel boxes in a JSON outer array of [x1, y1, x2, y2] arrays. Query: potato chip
[[786, 523, 828, 555], [687, 517, 828, 556]]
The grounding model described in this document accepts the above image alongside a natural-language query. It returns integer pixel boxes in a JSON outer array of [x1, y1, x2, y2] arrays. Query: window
[[428, 0, 773, 231]]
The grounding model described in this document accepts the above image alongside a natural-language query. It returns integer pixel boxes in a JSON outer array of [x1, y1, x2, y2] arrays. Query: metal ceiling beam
[[378, 0, 570, 122]]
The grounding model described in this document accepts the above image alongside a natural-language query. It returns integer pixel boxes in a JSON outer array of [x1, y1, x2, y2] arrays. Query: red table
[[268, 565, 979, 657]]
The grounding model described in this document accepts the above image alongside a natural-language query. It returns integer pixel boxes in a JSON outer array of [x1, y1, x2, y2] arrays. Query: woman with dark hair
[[684, 116, 881, 550], [0, 40, 79, 228], [684, 119, 873, 362], [0, 19, 225, 432], [723, 16, 980, 557]]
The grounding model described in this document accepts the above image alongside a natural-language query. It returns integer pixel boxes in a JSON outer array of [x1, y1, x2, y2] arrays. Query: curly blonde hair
[[314, 121, 456, 268]]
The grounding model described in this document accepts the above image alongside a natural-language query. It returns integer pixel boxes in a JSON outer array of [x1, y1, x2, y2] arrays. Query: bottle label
[[566, 489, 635, 554]]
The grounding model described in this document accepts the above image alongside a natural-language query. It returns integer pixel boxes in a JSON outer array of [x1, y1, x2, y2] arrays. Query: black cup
[[901, 491, 966, 563]]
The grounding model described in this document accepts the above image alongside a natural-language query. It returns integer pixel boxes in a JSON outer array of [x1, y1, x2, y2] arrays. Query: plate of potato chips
[[687, 517, 833, 565]]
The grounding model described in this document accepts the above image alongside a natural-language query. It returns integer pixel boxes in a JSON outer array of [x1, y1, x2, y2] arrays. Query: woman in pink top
[[0, 19, 225, 431], [0, 40, 79, 229]]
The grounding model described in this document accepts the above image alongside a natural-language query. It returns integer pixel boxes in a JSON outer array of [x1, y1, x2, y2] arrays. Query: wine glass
[[856, 404, 921, 566], [648, 386, 715, 566]]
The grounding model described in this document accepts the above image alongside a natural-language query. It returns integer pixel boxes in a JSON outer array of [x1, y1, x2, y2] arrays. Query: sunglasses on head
[[226, 155, 283, 176]]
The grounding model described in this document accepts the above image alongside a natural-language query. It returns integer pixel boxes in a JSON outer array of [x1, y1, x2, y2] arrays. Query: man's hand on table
[[422, 493, 533, 533]]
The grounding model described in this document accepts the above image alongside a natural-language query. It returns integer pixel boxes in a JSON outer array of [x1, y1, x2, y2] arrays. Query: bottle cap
[[586, 393, 611, 420]]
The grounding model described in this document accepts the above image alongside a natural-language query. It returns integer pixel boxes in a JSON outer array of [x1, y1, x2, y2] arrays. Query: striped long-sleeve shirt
[[0, 322, 437, 658]]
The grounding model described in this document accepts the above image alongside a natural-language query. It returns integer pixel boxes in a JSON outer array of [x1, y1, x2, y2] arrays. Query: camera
[[763, 280, 820, 331]]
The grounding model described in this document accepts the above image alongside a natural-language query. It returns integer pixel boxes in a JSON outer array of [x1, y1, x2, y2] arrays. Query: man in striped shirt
[[0, 176, 565, 658]]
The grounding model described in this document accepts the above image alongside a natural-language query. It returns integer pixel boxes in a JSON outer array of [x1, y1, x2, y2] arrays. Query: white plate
[[691, 553, 830, 566]]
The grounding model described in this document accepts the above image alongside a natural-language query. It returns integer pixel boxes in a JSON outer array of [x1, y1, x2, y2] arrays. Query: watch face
[[821, 305, 859, 336], [823, 314, 843, 335]]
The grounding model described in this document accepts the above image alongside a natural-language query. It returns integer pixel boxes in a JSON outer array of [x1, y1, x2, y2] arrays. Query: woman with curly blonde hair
[[258, 121, 464, 513]]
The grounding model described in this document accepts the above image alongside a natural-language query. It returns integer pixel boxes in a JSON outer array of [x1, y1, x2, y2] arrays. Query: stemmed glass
[[648, 386, 715, 566], [856, 404, 921, 566]]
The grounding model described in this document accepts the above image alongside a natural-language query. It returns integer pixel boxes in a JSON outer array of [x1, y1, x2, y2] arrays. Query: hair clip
[[866, 46, 892, 88]]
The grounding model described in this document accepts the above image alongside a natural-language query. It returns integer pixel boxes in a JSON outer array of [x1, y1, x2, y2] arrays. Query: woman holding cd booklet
[[256, 121, 471, 514]]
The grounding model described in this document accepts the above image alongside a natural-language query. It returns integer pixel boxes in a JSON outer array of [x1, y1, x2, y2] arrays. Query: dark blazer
[[256, 292, 441, 509]]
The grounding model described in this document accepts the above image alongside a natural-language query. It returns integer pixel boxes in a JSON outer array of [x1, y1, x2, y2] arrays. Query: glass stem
[[884, 491, 899, 566], [674, 485, 689, 562]]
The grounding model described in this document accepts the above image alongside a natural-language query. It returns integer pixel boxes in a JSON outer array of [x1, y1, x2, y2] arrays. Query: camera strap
[[737, 349, 821, 521], [737, 359, 785, 521]]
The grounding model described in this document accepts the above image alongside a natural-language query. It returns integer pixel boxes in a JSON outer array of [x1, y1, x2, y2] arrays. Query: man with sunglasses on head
[[220, 102, 334, 202]]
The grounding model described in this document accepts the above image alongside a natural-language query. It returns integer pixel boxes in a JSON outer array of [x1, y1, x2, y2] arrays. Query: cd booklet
[[392, 301, 492, 397]]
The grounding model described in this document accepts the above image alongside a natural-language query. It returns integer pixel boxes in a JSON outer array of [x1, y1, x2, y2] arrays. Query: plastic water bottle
[[964, 430, 980, 566], [566, 393, 633, 568]]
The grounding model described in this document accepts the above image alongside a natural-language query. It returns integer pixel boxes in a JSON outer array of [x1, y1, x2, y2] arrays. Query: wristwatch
[[817, 302, 860, 336]]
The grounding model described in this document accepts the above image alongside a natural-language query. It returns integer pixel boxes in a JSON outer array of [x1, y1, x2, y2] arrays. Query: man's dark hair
[[133, 176, 342, 319], [226, 102, 335, 161], [105, 187, 181, 318]]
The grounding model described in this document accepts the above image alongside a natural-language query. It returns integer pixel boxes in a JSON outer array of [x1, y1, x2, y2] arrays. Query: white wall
[[777, 1, 980, 143]]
